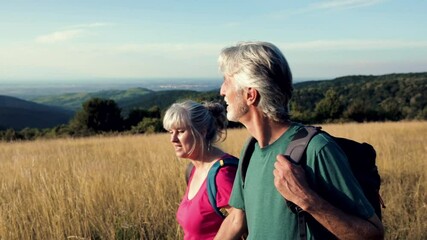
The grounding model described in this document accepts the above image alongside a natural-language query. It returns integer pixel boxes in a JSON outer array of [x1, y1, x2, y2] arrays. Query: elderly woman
[[163, 100, 238, 240]]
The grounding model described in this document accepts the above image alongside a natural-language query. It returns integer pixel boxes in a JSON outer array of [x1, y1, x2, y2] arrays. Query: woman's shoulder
[[221, 153, 239, 161], [215, 154, 238, 178]]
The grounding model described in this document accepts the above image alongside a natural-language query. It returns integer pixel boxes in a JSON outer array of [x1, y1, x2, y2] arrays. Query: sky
[[0, 0, 426, 83]]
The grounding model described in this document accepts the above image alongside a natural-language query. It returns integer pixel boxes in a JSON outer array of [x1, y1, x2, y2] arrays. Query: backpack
[[241, 125, 385, 239], [185, 156, 239, 218]]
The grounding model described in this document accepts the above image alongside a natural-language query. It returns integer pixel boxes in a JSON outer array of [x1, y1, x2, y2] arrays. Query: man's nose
[[220, 83, 225, 96]]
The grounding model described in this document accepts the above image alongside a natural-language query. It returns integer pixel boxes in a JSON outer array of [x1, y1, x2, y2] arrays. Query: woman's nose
[[170, 133, 178, 142]]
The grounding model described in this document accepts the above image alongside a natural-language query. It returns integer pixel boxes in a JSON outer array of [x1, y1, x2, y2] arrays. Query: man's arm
[[214, 207, 247, 240], [273, 154, 384, 240]]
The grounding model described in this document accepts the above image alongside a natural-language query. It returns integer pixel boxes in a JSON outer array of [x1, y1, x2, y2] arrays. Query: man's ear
[[245, 87, 259, 106]]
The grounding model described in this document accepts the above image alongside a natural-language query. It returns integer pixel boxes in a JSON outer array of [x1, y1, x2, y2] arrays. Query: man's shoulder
[[287, 123, 336, 148], [310, 131, 335, 146], [305, 131, 342, 158]]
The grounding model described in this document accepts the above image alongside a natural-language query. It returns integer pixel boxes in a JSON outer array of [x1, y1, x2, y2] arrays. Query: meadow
[[0, 121, 425, 239]]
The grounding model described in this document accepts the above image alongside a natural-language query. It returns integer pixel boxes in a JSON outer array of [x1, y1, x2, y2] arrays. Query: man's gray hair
[[218, 41, 293, 122]]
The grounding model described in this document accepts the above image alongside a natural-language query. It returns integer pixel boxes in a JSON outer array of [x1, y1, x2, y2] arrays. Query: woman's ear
[[245, 87, 259, 106]]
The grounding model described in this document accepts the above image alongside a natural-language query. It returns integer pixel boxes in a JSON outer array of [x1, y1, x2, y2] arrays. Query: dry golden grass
[[0, 121, 425, 239], [0, 134, 185, 239], [318, 121, 427, 240]]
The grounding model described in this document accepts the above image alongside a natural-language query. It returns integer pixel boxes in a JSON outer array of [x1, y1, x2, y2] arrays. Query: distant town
[[0, 77, 315, 99], [0, 78, 222, 99]]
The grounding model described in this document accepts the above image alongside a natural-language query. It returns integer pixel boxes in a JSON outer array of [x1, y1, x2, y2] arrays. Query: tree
[[148, 105, 161, 118], [343, 100, 384, 122], [19, 127, 41, 140], [124, 106, 161, 130], [130, 118, 164, 134], [69, 98, 123, 134], [125, 109, 151, 129], [315, 89, 343, 122], [379, 98, 402, 121], [2, 129, 18, 141], [290, 101, 316, 124]]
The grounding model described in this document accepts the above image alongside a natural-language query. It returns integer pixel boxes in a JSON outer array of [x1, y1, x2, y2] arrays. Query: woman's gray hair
[[218, 41, 293, 122], [163, 100, 228, 155]]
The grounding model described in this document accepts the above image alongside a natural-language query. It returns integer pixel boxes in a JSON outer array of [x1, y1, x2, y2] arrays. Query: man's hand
[[273, 154, 384, 239], [273, 154, 314, 210]]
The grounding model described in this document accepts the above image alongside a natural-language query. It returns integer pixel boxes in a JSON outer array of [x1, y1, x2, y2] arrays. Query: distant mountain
[[0, 95, 74, 130], [31, 87, 216, 115], [32, 87, 155, 111], [28, 72, 426, 123], [293, 72, 427, 89], [117, 89, 218, 113]]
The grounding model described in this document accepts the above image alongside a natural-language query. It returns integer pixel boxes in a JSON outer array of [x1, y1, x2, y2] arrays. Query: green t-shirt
[[229, 123, 374, 239]]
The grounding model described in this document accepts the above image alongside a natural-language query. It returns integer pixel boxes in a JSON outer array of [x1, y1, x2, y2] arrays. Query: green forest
[[291, 72, 426, 122], [1, 72, 426, 141]]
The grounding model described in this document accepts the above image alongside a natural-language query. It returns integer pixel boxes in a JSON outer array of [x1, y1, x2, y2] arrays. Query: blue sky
[[0, 0, 426, 83]]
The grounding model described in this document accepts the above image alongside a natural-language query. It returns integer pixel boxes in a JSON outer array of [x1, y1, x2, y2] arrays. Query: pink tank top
[[176, 157, 237, 240]]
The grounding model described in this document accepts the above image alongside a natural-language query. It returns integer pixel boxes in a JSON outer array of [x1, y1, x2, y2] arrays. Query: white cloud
[[35, 22, 111, 44], [35, 29, 85, 43], [310, 0, 386, 10]]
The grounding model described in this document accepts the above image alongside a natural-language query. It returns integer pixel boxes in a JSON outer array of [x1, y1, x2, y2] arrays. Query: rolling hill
[[290, 72, 426, 121], [31, 87, 155, 111], [6, 72, 425, 131], [30, 87, 218, 115], [0, 95, 74, 130]]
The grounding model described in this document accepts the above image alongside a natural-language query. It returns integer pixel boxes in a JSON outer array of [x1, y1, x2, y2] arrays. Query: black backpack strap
[[241, 137, 257, 185], [285, 126, 321, 240], [285, 126, 321, 164]]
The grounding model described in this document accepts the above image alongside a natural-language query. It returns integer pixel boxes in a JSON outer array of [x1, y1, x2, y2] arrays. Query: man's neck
[[241, 110, 291, 148]]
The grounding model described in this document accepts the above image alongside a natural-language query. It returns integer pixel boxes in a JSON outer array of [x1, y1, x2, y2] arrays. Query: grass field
[[0, 121, 426, 239]]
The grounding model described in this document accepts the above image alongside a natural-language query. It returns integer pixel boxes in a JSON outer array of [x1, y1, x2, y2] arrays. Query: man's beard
[[226, 93, 249, 122]]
